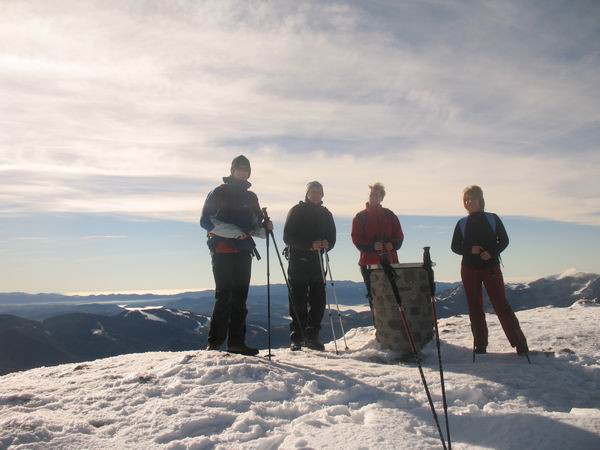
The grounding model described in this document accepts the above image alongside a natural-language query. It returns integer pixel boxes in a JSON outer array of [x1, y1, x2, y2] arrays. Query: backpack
[[458, 212, 496, 238]]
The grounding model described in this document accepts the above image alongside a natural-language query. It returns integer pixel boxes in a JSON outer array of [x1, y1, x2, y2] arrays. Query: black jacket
[[451, 211, 508, 269], [200, 176, 263, 252], [284, 201, 336, 261]]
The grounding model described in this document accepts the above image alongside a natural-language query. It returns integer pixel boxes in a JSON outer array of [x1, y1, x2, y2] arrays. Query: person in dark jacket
[[200, 155, 272, 356], [351, 183, 404, 312], [451, 185, 528, 355], [283, 181, 336, 351]]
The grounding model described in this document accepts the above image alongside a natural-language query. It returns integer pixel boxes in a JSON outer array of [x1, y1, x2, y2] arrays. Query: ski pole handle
[[261, 207, 273, 232], [261, 207, 270, 222], [423, 246, 436, 296]]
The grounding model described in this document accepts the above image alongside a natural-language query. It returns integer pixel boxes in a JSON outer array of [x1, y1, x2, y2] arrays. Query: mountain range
[[1, 272, 598, 375]]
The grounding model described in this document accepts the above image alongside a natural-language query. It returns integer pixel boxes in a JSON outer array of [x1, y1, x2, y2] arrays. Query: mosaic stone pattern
[[370, 267, 434, 354]]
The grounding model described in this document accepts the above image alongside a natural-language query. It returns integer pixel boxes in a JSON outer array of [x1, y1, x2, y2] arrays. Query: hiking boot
[[516, 343, 529, 355], [290, 341, 302, 352], [474, 347, 487, 354], [305, 338, 325, 351], [227, 344, 259, 356], [206, 343, 221, 351]]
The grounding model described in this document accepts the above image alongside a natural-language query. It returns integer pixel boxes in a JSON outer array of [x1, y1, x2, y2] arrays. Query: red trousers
[[461, 265, 527, 350]]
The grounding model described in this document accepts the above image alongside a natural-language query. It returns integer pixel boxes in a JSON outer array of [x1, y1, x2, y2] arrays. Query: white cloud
[[0, 0, 598, 224]]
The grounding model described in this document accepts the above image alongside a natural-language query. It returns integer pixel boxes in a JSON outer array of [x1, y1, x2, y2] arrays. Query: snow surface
[[140, 311, 167, 323], [573, 281, 592, 296], [123, 310, 167, 323], [549, 268, 589, 281], [1, 303, 599, 449]]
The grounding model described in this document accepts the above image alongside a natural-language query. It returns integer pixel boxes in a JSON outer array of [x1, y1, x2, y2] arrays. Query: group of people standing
[[200, 155, 528, 357]]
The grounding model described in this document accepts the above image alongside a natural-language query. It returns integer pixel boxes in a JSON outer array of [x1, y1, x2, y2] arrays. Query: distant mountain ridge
[[1, 273, 598, 375], [2, 274, 598, 320], [0, 315, 75, 375], [0, 308, 210, 376], [436, 272, 600, 317], [0, 280, 460, 307]]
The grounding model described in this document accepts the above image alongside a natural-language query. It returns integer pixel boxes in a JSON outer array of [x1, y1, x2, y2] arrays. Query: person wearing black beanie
[[230, 155, 251, 177], [200, 155, 272, 356], [283, 181, 336, 351]]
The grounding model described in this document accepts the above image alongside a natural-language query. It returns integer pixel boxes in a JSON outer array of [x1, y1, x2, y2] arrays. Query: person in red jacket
[[351, 183, 404, 311]]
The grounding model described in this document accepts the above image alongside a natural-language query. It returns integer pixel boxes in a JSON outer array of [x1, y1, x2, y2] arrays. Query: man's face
[[232, 166, 250, 181], [307, 187, 324, 204]]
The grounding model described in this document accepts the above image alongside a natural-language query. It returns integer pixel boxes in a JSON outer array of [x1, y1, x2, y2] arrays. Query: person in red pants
[[451, 185, 528, 355]]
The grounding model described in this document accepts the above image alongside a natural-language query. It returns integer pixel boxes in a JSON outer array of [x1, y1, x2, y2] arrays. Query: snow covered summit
[[1, 302, 599, 449]]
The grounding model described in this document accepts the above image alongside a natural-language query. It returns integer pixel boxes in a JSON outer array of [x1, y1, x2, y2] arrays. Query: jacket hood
[[302, 198, 324, 206], [223, 176, 252, 190], [365, 202, 383, 210]]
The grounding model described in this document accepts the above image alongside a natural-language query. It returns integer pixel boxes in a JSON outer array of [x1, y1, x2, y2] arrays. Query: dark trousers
[[360, 265, 376, 325], [208, 252, 252, 347], [360, 265, 373, 310], [461, 265, 527, 350], [288, 256, 326, 343], [289, 279, 326, 343]]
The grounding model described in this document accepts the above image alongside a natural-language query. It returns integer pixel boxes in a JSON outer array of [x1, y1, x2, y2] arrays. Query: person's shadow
[[449, 410, 599, 450], [418, 340, 600, 413], [398, 339, 600, 448], [269, 348, 600, 449]]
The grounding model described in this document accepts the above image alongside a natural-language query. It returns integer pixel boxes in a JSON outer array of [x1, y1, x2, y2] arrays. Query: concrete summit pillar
[[369, 263, 434, 354]]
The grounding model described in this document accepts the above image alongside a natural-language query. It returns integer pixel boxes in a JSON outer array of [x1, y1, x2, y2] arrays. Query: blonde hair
[[463, 185, 485, 210], [369, 182, 386, 199]]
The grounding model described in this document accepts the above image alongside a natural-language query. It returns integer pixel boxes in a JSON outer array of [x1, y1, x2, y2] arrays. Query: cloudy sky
[[1, 0, 599, 293]]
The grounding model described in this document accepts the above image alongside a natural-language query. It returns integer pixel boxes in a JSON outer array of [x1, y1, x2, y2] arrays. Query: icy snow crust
[[1, 304, 599, 449]]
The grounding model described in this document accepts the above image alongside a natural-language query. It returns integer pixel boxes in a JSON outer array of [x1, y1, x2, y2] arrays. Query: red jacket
[[351, 203, 404, 266]]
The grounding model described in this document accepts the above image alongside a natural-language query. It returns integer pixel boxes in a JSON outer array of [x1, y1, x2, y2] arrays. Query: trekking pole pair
[[423, 247, 452, 450], [318, 250, 349, 352], [265, 214, 273, 360], [261, 208, 305, 359], [379, 251, 451, 450], [317, 250, 338, 354]]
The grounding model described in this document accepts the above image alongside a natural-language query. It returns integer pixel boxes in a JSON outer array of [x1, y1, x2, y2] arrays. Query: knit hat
[[230, 155, 251, 177], [305, 181, 324, 199]]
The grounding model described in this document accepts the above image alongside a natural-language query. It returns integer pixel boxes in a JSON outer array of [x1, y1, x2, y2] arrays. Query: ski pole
[[265, 223, 273, 360], [261, 208, 305, 345], [380, 253, 447, 450], [324, 251, 349, 351], [424, 247, 451, 450], [318, 249, 338, 354]]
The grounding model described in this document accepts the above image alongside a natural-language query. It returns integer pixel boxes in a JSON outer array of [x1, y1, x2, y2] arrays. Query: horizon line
[[3, 270, 596, 297]]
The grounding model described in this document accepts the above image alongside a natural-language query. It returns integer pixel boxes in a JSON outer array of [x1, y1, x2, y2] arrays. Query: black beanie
[[230, 155, 251, 177], [305, 181, 324, 200]]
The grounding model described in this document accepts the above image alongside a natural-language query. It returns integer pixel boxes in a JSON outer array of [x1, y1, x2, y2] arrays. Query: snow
[[559, 268, 580, 279], [91, 324, 106, 337], [1, 304, 599, 449], [548, 268, 590, 281], [336, 304, 372, 313], [166, 309, 192, 318], [140, 312, 167, 323], [193, 321, 206, 333], [573, 281, 592, 296], [124, 310, 168, 323], [123, 306, 165, 311]]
